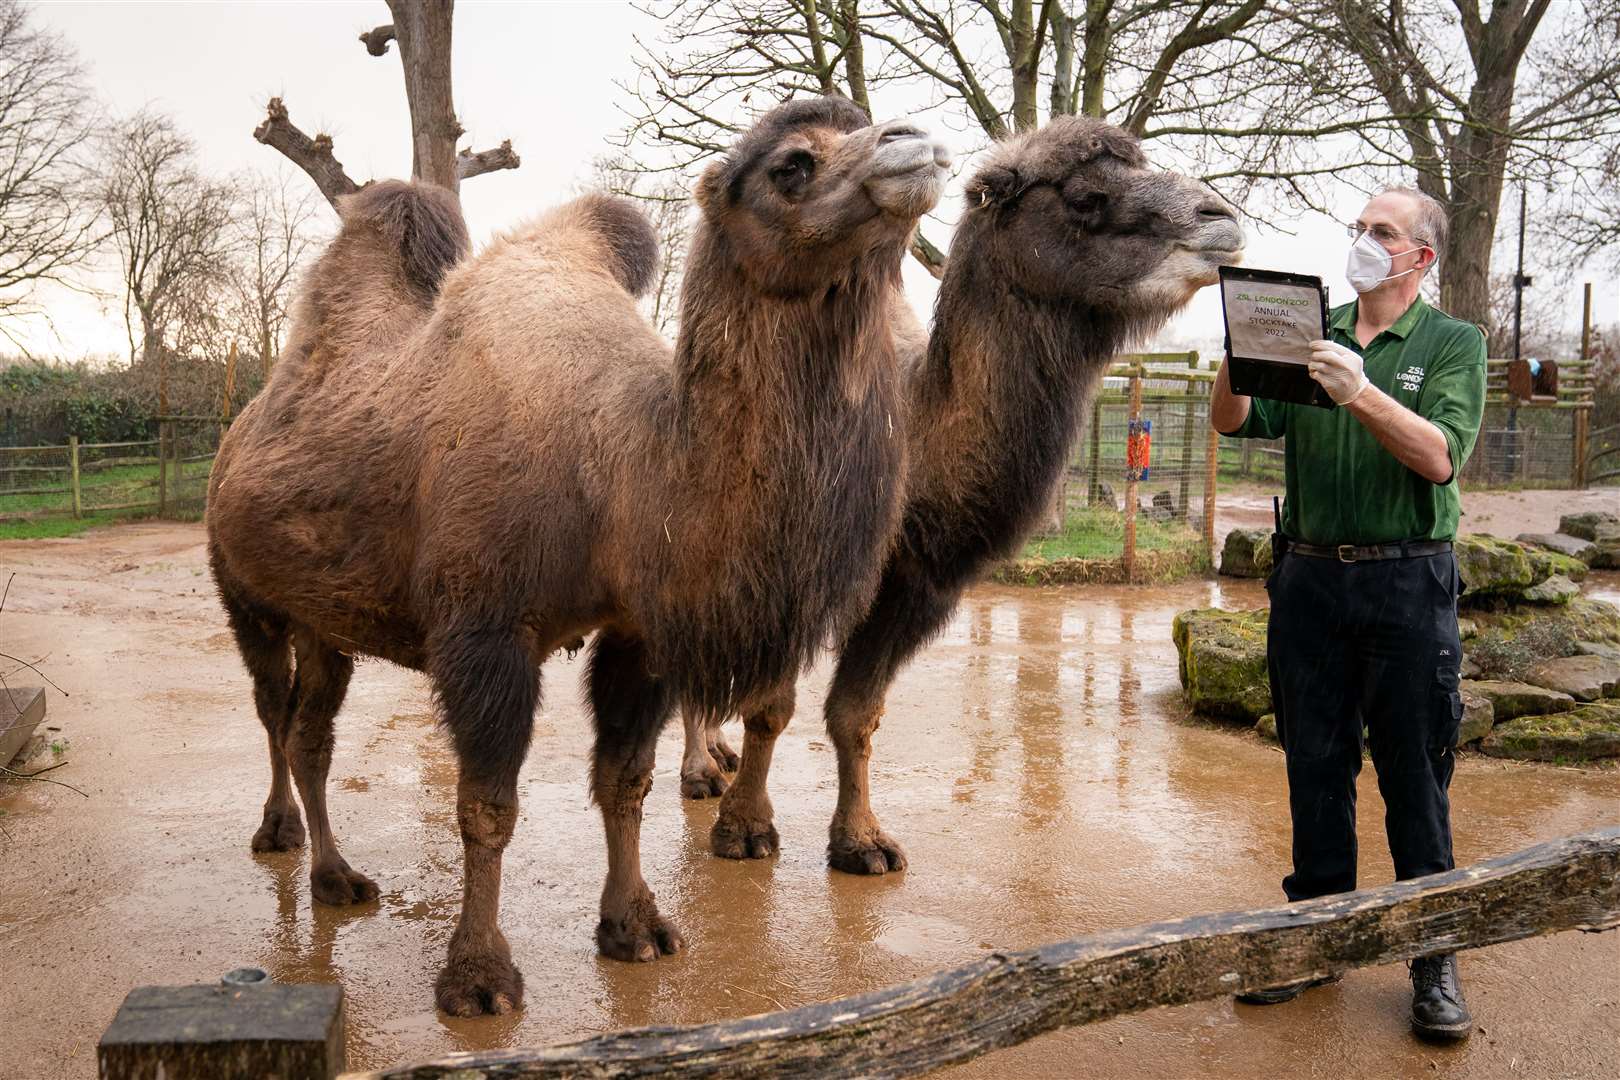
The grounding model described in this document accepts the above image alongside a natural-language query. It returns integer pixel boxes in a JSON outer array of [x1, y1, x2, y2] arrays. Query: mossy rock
[[1454, 535, 1536, 597], [1523, 573, 1580, 605], [1558, 512, 1619, 542], [1479, 701, 1620, 762], [1171, 608, 1271, 721], [1465, 597, 1620, 681], [1255, 712, 1277, 741], [1524, 548, 1588, 584], [1460, 679, 1576, 721], [1219, 528, 1272, 578], [1517, 532, 1599, 564], [1458, 687, 1494, 745]]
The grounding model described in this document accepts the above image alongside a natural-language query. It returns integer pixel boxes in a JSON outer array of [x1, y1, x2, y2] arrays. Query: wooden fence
[[320, 828, 1618, 1080], [0, 417, 223, 523]]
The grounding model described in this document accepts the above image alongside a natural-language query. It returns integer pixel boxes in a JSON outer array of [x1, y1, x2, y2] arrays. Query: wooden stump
[[0, 685, 46, 768], [99, 982, 343, 1080]]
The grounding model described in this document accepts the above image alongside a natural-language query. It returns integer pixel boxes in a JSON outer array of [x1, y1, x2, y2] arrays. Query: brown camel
[[206, 96, 949, 1015], [682, 117, 1244, 872]]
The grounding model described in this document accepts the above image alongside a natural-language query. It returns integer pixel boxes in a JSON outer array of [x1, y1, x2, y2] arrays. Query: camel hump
[[571, 192, 659, 299], [337, 180, 471, 295]]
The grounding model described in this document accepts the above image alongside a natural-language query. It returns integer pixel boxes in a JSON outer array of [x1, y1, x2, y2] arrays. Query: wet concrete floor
[[1, 522, 1616, 1079]]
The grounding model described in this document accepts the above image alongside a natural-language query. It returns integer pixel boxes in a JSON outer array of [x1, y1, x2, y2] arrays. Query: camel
[[206, 95, 949, 1016], [684, 116, 1245, 873]]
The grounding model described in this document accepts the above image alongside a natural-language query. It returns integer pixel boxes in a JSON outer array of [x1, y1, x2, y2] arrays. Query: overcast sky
[[10, 0, 1618, 360]]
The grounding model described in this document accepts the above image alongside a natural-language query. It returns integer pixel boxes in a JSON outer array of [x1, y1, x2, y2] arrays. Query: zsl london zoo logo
[[1396, 365, 1426, 393]]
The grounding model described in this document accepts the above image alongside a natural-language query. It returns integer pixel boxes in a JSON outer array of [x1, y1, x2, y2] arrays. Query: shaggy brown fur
[[207, 97, 948, 1016], [683, 118, 1243, 875]]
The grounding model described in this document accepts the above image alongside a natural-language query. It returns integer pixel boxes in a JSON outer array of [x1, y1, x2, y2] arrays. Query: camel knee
[[827, 699, 882, 756], [458, 797, 518, 852]]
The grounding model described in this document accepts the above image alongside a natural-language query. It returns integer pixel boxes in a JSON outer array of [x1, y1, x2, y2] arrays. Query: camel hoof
[[681, 769, 729, 799], [597, 911, 685, 963], [250, 809, 306, 852], [711, 815, 779, 860], [436, 951, 524, 1016], [310, 859, 381, 905], [828, 831, 907, 875]]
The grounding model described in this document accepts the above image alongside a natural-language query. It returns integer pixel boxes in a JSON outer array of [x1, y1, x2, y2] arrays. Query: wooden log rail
[[347, 827, 1620, 1080]]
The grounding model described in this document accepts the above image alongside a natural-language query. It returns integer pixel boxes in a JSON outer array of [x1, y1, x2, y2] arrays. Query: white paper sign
[[1222, 278, 1323, 366]]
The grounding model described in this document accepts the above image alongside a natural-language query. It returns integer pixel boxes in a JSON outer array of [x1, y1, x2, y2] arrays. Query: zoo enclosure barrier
[[0, 417, 226, 523], [1038, 351, 1219, 579]]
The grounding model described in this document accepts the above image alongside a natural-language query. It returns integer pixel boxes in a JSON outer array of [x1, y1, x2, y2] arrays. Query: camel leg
[[710, 687, 794, 860], [285, 633, 374, 904], [217, 577, 304, 852], [826, 568, 956, 875], [589, 630, 682, 961], [679, 706, 729, 800], [707, 719, 740, 772], [432, 627, 538, 1016]]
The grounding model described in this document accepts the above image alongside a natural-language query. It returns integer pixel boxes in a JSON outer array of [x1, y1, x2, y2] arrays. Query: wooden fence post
[[1203, 423, 1218, 566], [1122, 374, 1143, 582], [1087, 397, 1102, 506], [157, 421, 168, 518], [68, 435, 81, 519], [1177, 352, 1196, 521], [1576, 283, 1593, 489]]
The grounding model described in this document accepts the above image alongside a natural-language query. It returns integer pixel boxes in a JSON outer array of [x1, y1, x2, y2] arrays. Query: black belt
[[1283, 538, 1452, 563]]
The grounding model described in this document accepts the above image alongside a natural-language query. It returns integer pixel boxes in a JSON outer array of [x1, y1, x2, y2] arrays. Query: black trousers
[[1266, 548, 1463, 901]]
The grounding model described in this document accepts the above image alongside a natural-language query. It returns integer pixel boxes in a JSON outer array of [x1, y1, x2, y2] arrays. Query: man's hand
[[1308, 339, 1370, 405]]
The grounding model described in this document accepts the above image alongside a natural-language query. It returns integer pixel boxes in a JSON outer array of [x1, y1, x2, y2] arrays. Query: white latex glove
[[1308, 339, 1370, 405]]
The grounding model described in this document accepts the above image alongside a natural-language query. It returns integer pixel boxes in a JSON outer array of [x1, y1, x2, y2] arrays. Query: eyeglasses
[[1347, 222, 1428, 247]]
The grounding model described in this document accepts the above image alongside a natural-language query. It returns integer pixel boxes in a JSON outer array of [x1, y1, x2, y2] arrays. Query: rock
[[1457, 617, 1477, 641], [1593, 535, 1620, 571], [1171, 608, 1271, 721], [1219, 528, 1273, 579], [1255, 713, 1277, 741], [1558, 511, 1619, 542], [1152, 490, 1177, 517], [1460, 679, 1577, 721], [1577, 640, 1620, 661], [1517, 531, 1598, 564], [1466, 597, 1620, 681], [1522, 654, 1620, 702], [1094, 482, 1118, 512], [1524, 549, 1588, 584], [1523, 573, 1580, 605], [1458, 687, 1494, 745], [1479, 701, 1620, 762], [1454, 535, 1535, 597], [1459, 655, 1482, 679]]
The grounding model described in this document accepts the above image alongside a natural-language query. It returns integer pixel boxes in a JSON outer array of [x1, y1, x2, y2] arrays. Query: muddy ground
[[1, 507, 1617, 1079]]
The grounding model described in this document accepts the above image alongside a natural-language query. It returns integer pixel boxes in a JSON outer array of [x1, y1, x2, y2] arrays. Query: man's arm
[[1308, 340, 1458, 485], [1210, 358, 1251, 435]]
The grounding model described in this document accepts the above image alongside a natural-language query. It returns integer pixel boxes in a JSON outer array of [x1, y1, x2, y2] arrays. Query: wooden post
[[68, 435, 81, 519], [1576, 283, 1593, 488], [222, 341, 239, 421], [1177, 351, 1196, 521], [1086, 397, 1102, 506], [0, 685, 46, 767], [100, 979, 344, 1080], [1203, 424, 1218, 566], [157, 421, 168, 518], [1122, 374, 1142, 582]]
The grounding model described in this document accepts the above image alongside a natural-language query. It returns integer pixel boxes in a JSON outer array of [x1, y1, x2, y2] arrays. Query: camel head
[[960, 116, 1243, 322], [693, 96, 951, 295]]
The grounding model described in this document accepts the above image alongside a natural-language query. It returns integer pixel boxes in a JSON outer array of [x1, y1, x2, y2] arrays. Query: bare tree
[[99, 111, 237, 411], [589, 155, 691, 335], [255, 0, 520, 207], [619, 1, 1390, 274], [226, 172, 323, 375], [1328, 0, 1620, 329], [0, 0, 98, 341]]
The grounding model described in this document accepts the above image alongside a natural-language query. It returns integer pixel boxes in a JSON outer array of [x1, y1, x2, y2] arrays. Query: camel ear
[[966, 164, 1020, 210], [695, 161, 728, 214]]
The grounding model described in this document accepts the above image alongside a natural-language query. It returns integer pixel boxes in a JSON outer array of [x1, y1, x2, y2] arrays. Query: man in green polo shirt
[[1212, 187, 1486, 1040]]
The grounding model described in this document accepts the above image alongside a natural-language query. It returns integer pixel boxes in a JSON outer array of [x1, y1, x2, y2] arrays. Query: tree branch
[[251, 98, 360, 210], [457, 139, 521, 180], [359, 23, 397, 56]]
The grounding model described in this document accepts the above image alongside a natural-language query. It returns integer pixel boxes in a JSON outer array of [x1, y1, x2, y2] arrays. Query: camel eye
[[1067, 190, 1107, 219], [770, 151, 815, 195]]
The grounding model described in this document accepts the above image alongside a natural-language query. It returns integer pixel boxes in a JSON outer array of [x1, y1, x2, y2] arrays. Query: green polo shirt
[[1227, 296, 1486, 545]]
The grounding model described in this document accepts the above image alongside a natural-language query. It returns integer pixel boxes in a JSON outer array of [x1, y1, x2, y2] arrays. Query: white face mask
[[1345, 230, 1428, 294]]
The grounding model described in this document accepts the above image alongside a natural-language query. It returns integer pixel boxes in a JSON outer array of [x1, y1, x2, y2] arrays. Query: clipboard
[[1218, 266, 1336, 410]]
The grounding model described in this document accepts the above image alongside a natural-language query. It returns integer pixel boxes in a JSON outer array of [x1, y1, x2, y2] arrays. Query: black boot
[[1236, 973, 1340, 1005], [1410, 954, 1472, 1040]]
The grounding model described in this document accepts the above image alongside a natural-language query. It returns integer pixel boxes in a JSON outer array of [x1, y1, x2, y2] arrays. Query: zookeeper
[[1211, 186, 1486, 1040]]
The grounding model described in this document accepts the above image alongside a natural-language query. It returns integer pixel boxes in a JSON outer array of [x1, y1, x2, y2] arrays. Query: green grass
[[1021, 505, 1200, 561], [0, 457, 210, 534]]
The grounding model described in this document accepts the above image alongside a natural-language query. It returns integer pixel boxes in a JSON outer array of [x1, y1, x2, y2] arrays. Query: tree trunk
[[1439, 69, 1517, 330], [385, 0, 462, 193], [1009, 0, 1042, 132], [1079, 1, 1111, 118], [1050, 8, 1075, 118], [838, 0, 870, 115]]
